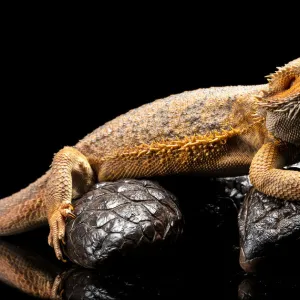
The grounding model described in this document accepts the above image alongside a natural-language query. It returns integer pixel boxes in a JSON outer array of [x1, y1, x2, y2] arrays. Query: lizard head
[[255, 58, 300, 145]]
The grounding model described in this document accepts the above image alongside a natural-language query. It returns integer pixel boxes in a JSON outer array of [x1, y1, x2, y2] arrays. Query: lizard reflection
[[0, 239, 62, 299], [0, 239, 183, 300]]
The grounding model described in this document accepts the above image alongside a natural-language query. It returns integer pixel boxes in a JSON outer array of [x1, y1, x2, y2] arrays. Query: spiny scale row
[[104, 127, 244, 161]]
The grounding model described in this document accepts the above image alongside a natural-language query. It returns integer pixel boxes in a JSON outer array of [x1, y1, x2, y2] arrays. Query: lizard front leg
[[45, 147, 95, 261], [249, 142, 300, 201]]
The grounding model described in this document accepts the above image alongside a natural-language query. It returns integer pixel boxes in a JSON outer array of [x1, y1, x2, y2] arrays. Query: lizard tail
[[0, 172, 50, 235]]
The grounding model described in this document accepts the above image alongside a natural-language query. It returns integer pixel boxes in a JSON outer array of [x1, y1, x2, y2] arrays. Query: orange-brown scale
[[0, 196, 46, 235], [0, 241, 58, 298], [250, 141, 300, 201], [0, 173, 49, 235], [97, 120, 267, 181], [76, 85, 267, 164]]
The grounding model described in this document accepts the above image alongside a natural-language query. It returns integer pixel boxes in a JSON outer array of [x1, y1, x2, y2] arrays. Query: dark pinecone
[[63, 179, 183, 268]]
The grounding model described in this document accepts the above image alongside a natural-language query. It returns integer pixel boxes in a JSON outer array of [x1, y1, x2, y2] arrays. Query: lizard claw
[[66, 211, 76, 219], [48, 203, 76, 261]]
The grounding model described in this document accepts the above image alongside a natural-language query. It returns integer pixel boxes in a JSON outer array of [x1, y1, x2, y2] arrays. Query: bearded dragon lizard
[[0, 58, 299, 261]]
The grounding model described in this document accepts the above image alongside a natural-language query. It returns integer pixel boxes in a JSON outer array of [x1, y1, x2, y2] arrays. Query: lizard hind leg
[[45, 147, 95, 261]]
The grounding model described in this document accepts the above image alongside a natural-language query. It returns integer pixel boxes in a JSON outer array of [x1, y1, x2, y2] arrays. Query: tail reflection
[[0, 239, 62, 299]]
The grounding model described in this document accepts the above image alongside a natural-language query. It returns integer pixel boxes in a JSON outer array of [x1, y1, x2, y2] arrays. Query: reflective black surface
[[2, 175, 300, 299], [0, 176, 234, 299]]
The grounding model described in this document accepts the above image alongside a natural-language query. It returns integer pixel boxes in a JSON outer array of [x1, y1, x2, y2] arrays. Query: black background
[[0, 13, 298, 299]]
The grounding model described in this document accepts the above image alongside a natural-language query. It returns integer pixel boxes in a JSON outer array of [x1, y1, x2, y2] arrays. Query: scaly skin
[[0, 240, 62, 299], [0, 58, 299, 261], [0, 172, 49, 235]]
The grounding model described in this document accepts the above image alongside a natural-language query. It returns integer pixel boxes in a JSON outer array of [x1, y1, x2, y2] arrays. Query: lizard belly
[[97, 131, 261, 181]]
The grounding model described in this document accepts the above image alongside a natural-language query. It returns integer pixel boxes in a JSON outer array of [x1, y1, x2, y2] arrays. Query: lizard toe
[[49, 210, 67, 262], [50, 274, 64, 299]]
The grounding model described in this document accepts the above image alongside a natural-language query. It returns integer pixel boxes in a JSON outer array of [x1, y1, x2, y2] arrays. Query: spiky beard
[[256, 96, 300, 120], [273, 99, 300, 120]]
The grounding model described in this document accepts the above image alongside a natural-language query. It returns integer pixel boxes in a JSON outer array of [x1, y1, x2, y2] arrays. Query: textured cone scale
[[63, 179, 183, 268]]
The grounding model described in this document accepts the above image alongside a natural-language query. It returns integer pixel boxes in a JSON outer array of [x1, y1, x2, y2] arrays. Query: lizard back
[[76, 84, 268, 179], [77, 85, 266, 156]]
